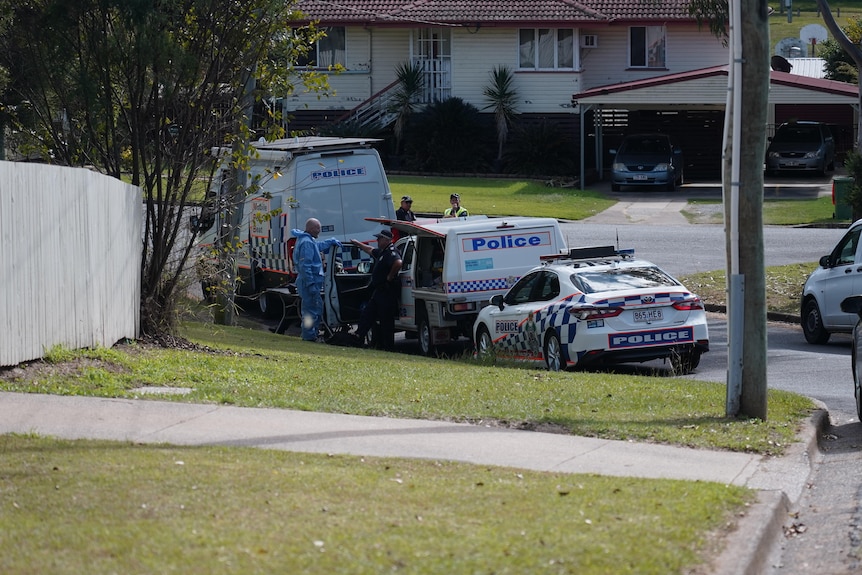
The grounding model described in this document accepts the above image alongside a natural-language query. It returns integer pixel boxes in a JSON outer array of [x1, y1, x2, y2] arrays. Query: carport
[[573, 65, 859, 187]]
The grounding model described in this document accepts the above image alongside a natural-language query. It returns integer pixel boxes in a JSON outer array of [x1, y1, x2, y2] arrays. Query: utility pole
[[724, 0, 769, 419]]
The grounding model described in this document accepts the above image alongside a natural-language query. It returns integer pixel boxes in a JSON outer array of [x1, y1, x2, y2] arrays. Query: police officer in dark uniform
[[396, 196, 416, 222], [350, 230, 403, 350]]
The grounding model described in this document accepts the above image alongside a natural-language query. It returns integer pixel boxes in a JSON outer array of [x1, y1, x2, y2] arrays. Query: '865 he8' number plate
[[633, 309, 663, 322]]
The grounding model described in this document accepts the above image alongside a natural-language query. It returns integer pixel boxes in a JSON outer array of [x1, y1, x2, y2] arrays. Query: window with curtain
[[297, 27, 346, 68], [629, 26, 666, 68], [518, 29, 576, 70]]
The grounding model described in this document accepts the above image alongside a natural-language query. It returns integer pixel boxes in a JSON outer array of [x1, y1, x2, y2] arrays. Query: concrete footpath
[[0, 390, 828, 574]]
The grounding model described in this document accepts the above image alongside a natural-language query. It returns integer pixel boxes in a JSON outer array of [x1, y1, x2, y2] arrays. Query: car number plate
[[633, 174, 649, 181], [633, 309, 663, 322]]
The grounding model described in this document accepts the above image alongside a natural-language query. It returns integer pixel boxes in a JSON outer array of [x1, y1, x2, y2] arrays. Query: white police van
[[324, 216, 567, 354], [194, 136, 395, 315]]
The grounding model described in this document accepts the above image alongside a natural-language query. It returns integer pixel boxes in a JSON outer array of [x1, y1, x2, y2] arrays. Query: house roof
[[573, 65, 858, 107], [292, 0, 697, 26]]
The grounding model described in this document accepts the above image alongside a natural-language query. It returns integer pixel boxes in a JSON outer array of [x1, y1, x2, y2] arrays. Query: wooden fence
[[0, 161, 141, 366]]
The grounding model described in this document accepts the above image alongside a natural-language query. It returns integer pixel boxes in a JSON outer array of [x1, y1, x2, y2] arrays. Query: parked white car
[[801, 219, 862, 344], [473, 246, 709, 373]]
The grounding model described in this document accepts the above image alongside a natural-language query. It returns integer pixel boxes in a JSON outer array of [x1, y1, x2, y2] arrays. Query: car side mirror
[[609, 148, 617, 155], [491, 294, 505, 310], [840, 295, 862, 318], [819, 254, 832, 268]]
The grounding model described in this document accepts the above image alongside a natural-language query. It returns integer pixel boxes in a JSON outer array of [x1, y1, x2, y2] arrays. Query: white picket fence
[[0, 161, 141, 366]]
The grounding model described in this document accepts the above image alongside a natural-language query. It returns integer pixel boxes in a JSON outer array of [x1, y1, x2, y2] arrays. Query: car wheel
[[544, 331, 563, 372], [475, 325, 495, 364], [258, 291, 281, 318], [666, 177, 676, 191], [611, 183, 621, 192], [417, 309, 435, 356], [801, 299, 831, 344], [670, 348, 701, 374]]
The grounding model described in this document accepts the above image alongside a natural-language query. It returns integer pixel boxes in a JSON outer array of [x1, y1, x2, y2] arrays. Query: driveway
[[583, 171, 840, 226]]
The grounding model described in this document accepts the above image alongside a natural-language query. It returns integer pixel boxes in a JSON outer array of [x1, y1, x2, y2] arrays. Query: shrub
[[402, 97, 494, 173], [504, 120, 577, 176]]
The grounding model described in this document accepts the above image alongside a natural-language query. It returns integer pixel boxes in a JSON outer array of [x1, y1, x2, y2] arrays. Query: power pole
[[725, 0, 770, 419]]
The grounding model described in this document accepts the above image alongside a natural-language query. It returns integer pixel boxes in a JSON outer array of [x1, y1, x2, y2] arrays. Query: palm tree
[[483, 65, 519, 169], [390, 61, 424, 155]]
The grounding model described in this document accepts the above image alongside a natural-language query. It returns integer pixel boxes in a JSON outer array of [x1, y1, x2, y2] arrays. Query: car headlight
[[804, 150, 824, 159], [612, 162, 625, 171], [653, 162, 669, 172], [767, 151, 780, 159]]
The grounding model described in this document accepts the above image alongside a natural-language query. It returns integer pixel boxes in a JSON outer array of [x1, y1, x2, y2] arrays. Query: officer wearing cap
[[443, 193, 468, 218], [396, 196, 416, 222], [350, 230, 403, 350]]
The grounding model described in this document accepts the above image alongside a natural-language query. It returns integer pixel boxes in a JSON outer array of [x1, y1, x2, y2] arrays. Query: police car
[[473, 246, 710, 373]]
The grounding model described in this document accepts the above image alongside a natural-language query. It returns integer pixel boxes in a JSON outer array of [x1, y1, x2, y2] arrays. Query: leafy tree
[[0, 0, 329, 336], [817, 0, 862, 149], [482, 65, 519, 169], [820, 38, 858, 83]]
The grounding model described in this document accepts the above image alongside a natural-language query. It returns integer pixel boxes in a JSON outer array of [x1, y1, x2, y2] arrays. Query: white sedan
[[473, 247, 709, 373]]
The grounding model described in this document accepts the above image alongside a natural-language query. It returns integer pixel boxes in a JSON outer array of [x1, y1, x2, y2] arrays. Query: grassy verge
[[0, 433, 753, 575], [1, 317, 815, 455], [389, 175, 615, 220], [685, 196, 846, 226], [681, 262, 819, 315]]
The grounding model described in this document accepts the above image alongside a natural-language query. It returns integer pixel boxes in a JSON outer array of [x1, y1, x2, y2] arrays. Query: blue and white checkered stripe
[[495, 295, 583, 365], [446, 277, 514, 294]]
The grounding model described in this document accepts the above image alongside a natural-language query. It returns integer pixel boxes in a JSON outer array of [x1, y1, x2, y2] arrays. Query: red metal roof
[[573, 66, 859, 100], [293, 0, 697, 26]]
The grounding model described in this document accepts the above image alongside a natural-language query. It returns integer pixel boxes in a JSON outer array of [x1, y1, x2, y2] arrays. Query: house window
[[298, 26, 346, 68], [519, 29, 575, 70], [630, 26, 665, 68]]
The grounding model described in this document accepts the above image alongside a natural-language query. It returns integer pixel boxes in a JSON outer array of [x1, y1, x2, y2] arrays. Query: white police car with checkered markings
[[473, 246, 709, 373]]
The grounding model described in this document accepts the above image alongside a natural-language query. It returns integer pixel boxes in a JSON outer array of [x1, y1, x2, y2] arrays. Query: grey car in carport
[[610, 133, 684, 192], [765, 121, 835, 176]]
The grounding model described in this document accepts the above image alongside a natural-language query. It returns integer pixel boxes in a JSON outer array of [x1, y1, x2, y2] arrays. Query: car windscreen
[[620, 137, 670, 155], [773, 126, 820, 143], [571, 266, 680, 294]]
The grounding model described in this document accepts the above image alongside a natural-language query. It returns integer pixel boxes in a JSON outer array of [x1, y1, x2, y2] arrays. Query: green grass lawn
[[0, 433, 752, 575], [686, 195, 847, 226], [0, 318, 813, 574], [389, 175, 615, 220]]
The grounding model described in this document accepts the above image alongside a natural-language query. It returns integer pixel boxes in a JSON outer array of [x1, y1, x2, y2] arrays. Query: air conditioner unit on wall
[[581, 35, 598, 48]]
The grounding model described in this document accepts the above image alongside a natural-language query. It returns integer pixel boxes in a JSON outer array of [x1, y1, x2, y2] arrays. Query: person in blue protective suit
[[291, 218, 341, 342]]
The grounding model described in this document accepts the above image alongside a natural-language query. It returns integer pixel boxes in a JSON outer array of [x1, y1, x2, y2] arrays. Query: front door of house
[[413, 28, 451, 103]]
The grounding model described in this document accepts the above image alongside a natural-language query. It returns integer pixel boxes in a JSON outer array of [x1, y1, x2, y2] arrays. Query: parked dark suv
[[765, 121, 835, 176], [610, 133, 684, 192]]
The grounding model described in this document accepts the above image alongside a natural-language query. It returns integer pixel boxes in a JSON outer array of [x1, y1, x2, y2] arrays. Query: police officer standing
[[443, 193, 468, 218], [396, 196, 416, 222], [350, 230, 403, 350]]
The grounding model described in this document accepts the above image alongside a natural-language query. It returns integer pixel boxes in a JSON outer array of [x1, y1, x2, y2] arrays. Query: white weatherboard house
[[285, 0, 858, 182]]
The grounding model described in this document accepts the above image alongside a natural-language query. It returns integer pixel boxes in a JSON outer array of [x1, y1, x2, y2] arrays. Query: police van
[[194, 136, 395, 315], [324, 216, 568, 354]]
